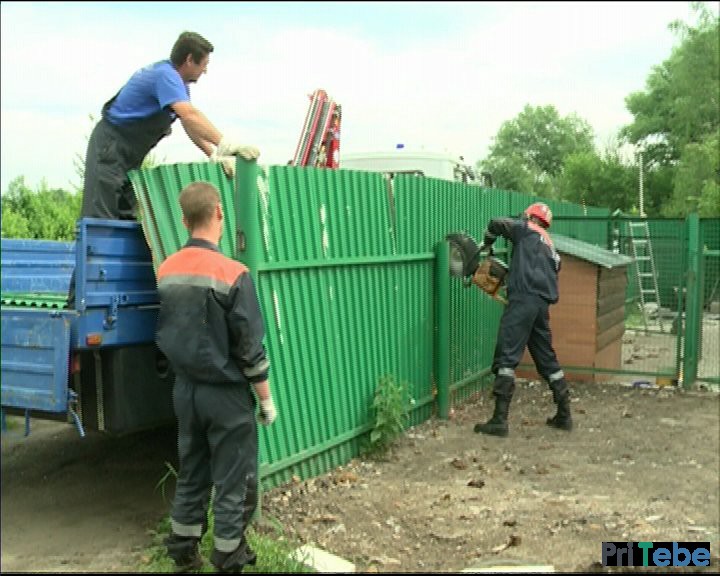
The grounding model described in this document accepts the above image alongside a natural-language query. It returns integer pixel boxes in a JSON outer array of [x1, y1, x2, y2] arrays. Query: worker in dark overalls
[[474, 202, 573, 437], [157, 182, 277, 572], [81, 30, 259, 220]]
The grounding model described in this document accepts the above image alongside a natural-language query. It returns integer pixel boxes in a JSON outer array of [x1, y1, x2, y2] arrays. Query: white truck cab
[[340, 149, 490, 186]]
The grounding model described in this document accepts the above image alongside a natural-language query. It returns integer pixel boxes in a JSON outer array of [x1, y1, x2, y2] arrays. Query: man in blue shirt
[[80, 31, 258, 220]]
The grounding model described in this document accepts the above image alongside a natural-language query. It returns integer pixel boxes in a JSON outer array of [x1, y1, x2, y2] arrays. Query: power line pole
[[638, 149, 645, 217]]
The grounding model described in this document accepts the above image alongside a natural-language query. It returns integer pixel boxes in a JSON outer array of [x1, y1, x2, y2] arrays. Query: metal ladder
[[628, 220, 664, 333]]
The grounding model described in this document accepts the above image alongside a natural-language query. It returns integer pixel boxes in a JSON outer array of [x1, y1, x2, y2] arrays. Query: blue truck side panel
[[73, 308, 159, 349], [74, 218, 158, 312], [1, 309, 76, 412], [0, 238, 75, 297], [1, 219, 167, 426]]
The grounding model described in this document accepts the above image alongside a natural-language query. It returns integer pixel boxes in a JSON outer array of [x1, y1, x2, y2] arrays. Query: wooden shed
[[517, 235, 633, 383]]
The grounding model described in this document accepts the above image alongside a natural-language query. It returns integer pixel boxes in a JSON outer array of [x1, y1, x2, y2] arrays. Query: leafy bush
[[1, 176, 81, 240], [368, 374, 411, 456]]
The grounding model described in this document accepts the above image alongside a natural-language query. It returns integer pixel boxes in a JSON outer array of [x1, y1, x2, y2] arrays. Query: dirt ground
[[1, 379, 719, 573], [1, 420, 177, 572], [259, 380, 720, 573]]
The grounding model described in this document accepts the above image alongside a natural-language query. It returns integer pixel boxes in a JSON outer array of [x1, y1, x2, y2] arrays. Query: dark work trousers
[[71, 95, 172, 306], [491, 293, 564, 397], [81, 92, 172, 220], [170, 376, 259, 554], [80, 117, 140, 220]]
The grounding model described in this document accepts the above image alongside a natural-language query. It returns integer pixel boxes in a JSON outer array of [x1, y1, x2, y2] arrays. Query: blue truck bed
[[1, 218, 174, 435]]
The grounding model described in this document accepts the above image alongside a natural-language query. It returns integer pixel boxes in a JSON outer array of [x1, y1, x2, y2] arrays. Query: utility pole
[[638, 149, 645, 217]]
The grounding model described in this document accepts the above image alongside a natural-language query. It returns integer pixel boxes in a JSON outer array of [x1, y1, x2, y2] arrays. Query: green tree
[[1, 177, 81, 240], [558, 148, 637, 212], [478, 154, 537, 195], [621, 3, 719, 215], [0, 208, 31, 239], [479, 104, 595, 198], [665, 133, 720, 217], [622, 4, 718, 161]]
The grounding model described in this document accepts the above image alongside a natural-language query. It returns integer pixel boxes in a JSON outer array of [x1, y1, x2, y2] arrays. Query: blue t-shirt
[[106, 60, 189, 125]]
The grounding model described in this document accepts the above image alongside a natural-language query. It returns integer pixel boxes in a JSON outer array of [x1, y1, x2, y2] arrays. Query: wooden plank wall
[[518, 256, 597, 382], [517, 258, 628, 383], [594, 266, 628, 381]]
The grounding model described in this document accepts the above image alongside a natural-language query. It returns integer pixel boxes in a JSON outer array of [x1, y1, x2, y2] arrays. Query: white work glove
[[258, 397, 277, 426], [211, 153, 236, 179], [217, 136, 260, 160]]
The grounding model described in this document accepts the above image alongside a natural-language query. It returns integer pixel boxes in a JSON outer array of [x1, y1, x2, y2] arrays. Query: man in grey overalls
[[157, 182, 277, 572]]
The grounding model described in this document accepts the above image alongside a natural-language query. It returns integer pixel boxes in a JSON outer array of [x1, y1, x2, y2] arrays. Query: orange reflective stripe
[[158, 247, 247, 285]]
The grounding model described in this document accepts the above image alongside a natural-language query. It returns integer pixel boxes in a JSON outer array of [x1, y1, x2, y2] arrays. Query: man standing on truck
[[473, 202, 572, 437], [156, 181, 277, 572], [80, 31, 259, 220]]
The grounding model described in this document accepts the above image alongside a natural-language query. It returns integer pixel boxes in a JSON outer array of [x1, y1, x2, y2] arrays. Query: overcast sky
[[1, 1, 714, 194]]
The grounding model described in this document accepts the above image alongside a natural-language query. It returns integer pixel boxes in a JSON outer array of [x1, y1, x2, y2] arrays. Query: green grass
[[1, 414, 22, 432], [625, 303, 646, 330], [140, 463, 314, 572], [139, 511, 315, 573]]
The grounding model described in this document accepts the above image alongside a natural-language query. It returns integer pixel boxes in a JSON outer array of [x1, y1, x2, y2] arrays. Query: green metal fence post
[[435, 241, 451, 419], [683, 213, 701, 388], [234, 158, 263, 268], [234, 158, 264, 520]]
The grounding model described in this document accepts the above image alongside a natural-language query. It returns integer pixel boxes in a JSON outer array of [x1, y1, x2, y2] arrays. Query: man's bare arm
[[171, 101, 221, 157]]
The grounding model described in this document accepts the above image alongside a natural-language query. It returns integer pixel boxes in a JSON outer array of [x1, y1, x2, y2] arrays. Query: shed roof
[[553, 234, 633, 269]]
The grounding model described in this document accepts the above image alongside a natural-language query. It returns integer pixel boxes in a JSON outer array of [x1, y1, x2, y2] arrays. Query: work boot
[[165, 534, 203, 572], [210, 538, 257, 573], [547, 379, 573, 431], [474, 396, 511, 437]]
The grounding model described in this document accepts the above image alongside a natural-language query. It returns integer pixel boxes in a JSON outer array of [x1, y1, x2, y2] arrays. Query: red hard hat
[[524, 202, 552, 228]]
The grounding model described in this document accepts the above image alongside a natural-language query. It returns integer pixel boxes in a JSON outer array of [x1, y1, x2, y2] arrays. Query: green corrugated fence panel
[[234, 165, 436, 488], [0, 294, 70, 309], [392, 177, 507, 398], [552, 207, 612, 248], [127, 162, 238, 271], [130, 159, 627, 490], [255, 261, 436, 481], [257, 166, 394, 262]]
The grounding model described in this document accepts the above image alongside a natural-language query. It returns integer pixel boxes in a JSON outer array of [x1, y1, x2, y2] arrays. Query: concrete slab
[[291, 544, 356, 573]]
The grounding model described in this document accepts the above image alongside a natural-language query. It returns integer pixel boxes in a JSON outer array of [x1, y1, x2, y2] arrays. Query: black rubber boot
[[475, 374, 514, 437], [165, 534, 203, 572], [210, 538, 257, 573], [474, 396, 511, 437], [546, 379, 573, 431]]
